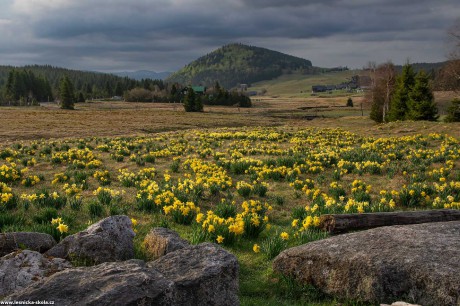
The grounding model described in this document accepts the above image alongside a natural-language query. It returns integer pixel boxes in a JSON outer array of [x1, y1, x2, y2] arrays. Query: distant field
[[0, 101, 283, 143], [249, 70, 364, 98], [0, 92, 459, 143]]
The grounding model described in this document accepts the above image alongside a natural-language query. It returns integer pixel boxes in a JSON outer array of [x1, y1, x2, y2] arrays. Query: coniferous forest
[[0, 65, 165, 105]]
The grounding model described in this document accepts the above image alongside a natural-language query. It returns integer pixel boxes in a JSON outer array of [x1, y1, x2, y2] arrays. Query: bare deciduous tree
[[447, 18, 460, 60], [434, 19, 460, 92], [379, 62, 397, 121], [368, 61, 396, 122], [445, 19, 460, 90]]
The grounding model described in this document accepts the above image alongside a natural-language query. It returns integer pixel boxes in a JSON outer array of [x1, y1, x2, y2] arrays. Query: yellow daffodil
[[51, 217, 63, 225], [280, 232, 289, 240], [57, 223, 68, 234]]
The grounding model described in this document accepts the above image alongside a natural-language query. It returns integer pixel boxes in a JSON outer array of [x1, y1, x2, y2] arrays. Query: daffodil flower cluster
[[51, 148, 99, 168], [196, 210, 245, 245], [51, 172, 70, 185], [21, 175, 40, 187], [118, 167, 156, 187], [21, 190, 64, 208], [93, 187, 124, 205], [0, 182, 15, 209], [182, 158, 232, 195], [93, 170, 111, 185], [0, 163, 22, 183], [163, 198, 200, 225], [62, 183, 83, 197]]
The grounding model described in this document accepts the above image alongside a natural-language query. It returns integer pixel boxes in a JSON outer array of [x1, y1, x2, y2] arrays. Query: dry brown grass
[[0, 101, 284, 143], [0, 92, 459, 144]]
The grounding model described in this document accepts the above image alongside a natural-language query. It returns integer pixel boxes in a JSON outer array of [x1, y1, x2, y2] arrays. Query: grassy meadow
[[249, 70, 363, 98], [0, 94, 459, 305]]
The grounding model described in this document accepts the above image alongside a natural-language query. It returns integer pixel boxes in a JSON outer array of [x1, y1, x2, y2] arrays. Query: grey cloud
[[0, 0, 459, 71], [35, 2, 454, 41], [240, 0, 339, 8]]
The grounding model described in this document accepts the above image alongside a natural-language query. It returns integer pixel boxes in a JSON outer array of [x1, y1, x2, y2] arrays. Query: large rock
[[143, 227, 189, 260], [5, 243, 240, 306], [46, 215, 135, 264], [273, 221, 460, 306], [0, 232, 56, 256], [4, 259, 175, 305], [0, 250, 71, 296], [149, 243, 239, 306]]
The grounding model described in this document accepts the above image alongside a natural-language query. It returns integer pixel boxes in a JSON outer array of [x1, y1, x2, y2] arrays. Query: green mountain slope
[[166, 43, 313, 88]]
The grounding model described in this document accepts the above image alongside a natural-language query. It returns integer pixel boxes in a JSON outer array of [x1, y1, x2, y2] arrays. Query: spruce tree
[[77, 92, 86, 103], [170, 84, 179, 102], [195, 94, 204, 112], [238, 94, 252, 108], [59, 76, 75, 109], [444, 98, 460, 122], [114, 81, 124, 96], [346, 97, 353, 107], [183, 87, 196, 112], [387, 64, 415, 121], [370, 94, 384, 123], [105, 81, 113, 98], [182, 87, 204, 112], [407, 70, 438, 121], [5, 70, 15, 102]]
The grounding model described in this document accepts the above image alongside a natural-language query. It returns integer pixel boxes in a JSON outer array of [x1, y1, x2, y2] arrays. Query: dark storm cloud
[[0, 0, 459, 71]]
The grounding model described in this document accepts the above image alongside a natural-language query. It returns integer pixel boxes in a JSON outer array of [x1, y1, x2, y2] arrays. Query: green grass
[[250, 70, 364, 98]]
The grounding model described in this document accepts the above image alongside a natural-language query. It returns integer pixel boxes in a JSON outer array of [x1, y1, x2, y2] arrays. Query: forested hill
[[166, 43, 313, 88], [394, 62, 447, 74], [0, 65, 164, 100], [114, 70, 172, 81]]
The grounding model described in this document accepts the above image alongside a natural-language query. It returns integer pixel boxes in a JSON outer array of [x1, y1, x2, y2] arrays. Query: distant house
[[312, 85, 336, 92], [191, 86, 206, 95], [238, 84, 248, 91], [311, 74, 371, 93], [348, 83, 358, 90], [312, 85, 327, 93]]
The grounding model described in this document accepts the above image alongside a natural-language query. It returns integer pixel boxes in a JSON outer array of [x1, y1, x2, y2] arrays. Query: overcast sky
[[0, 0, 459, 73]]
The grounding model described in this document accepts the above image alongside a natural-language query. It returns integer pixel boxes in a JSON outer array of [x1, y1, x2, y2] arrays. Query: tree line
[[0, 64, 252, 112], [368, 63, 439, 123], [3, 69, 53, 105]]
